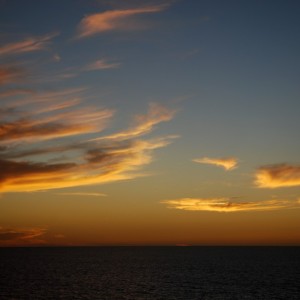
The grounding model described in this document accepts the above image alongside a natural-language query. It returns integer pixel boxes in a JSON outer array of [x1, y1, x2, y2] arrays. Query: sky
[[0, 0, 300, 246]]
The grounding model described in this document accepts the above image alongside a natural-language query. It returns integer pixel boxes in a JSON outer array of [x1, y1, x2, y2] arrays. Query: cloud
[[57, 192, 107, 197], [10, 87, 87, 106], [0, 143, 82, 160], [0, 137, 174, 192], [0, 93, 176, 192], [161, 198, 300, 213], [0, 88, 34, 98], [255, 163, 300, 188], [77, 4, 168, 38], [85, 58, 121, 71], [0, 227, 46, 246], [47, 58, 121, 80], [0, 108, 113, 143], [0, 88, 113, 143], [193, 157, 238, 171], [0, 32, 58, 57], [0, 64, 24, 85], [53, 54, 61, 62], [91, 103, 177, 141]]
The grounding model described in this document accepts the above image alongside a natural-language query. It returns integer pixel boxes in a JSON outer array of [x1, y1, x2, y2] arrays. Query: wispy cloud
[[0, 88, 112, 141], [0, 64, 24, 85], [53, 54, 61, 62], [57, 192, 107, 197], [49, 58, 120, 80], [0, 102, 113, 143], [0, 137, 174, 192], [91, 103, 177, 141], [0, 227, 46, 246], [85, 58, 121, 71], [193, 157, 238, 171], [0, 92, 176, 193], [255, 163, 300, 188], [161, 198, 300, 213], [0, 88, 34, 98], [77, 4, 168, 38], [0, 32, 58, 57]]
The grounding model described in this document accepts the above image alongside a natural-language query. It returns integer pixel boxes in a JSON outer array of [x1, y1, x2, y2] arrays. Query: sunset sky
[[1, 0, 300, 246]]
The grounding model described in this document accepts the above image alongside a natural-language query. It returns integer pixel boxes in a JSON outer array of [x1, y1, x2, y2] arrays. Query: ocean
[[0, 247, 299, 299]]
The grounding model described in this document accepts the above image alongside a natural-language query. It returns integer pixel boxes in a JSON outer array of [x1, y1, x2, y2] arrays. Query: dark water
[[0, 247, 299, 299]]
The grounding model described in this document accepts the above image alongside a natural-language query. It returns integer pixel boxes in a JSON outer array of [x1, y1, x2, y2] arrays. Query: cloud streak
[[0, 227, 46, 246], [0, 137, 174, 192], [46, 58, 121, 80], [0, 88, 34, 98], [255, 163, 300, 188], [56, 192, 107, 197], [0, 64, 24, 85], [0, 106, 113, 143], [77, 5, 168, 38], [91, 103, 177, 141], [0, 32, 58, 57], [85, 58, 121, 71], [0, 90, 176, 193], [161, 198, 300, 213], [0, 88, 113, 144], [193, 157, 238, 171]]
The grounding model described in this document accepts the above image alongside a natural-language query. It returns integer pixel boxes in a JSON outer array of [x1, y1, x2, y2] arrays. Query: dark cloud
[[0, 118, 89, 141], [0, 231, 27, 241], [0, 159, 75, 182], [0, 227, 47, 245]]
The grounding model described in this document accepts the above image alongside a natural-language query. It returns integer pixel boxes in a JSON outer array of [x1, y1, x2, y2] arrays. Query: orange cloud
[[91, 103, 177, 141], [0, 32, 58, 56], [193, 157, 238, 170], [0, 88, 113, 143], [56, 192, 107, 197], [77, 5, 167, 38], [0, 93, 176, 192], [255, 163, 300, 188], [0, 137, 174, 192], [161, 198, 300, 213], [0, 107, 113, 143], [0, 227, 47, 246]]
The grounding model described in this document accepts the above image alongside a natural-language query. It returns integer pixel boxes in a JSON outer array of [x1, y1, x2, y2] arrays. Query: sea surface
[[0, 246, 299, 299]]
